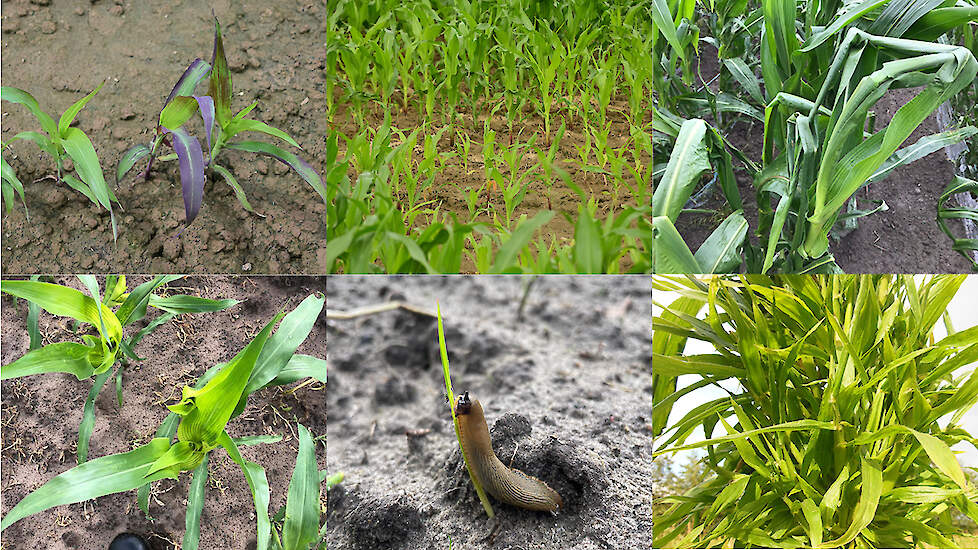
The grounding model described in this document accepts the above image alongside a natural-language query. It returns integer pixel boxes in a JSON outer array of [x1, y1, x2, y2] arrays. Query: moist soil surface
[[0, 1, 326, 274], [0, 275, 326, 549], [670, 45, 974, 273], [325, 275, 653, 549]]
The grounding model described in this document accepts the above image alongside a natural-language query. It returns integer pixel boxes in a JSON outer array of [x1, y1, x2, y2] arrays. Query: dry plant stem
[[325, 301, 436, 320]]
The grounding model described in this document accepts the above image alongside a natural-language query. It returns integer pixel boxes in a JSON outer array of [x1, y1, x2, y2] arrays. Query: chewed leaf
[[207, 18, 233, 127], [162, 126, 205, 225], [117, 144, 152, 184], [225, 141, 325, 203], [164, 58, 211, 109]]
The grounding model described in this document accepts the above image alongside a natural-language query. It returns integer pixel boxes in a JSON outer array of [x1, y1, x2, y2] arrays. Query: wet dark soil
[[0, 1, 326, 274], [325, 275, 653, 549]]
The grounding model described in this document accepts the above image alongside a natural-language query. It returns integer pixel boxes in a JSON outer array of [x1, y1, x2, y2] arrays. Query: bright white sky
[[652, 276, 978, 471]]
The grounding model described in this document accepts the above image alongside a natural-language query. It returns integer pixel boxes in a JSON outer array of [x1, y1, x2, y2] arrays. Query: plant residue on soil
[[325, 275, 653, 549]]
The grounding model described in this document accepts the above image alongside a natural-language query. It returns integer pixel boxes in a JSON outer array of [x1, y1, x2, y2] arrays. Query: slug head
[[455, 391, 473, 416]]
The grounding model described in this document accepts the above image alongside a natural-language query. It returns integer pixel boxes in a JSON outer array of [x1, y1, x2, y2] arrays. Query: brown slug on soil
[[455, 391, 563, 512]]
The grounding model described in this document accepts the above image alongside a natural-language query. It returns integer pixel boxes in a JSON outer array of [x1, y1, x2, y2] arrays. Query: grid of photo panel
[[5, 0, 976, 549], [0, 1, 657, 549]]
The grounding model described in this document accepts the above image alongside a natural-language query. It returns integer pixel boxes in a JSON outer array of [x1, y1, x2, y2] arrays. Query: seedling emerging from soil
[[0, 275, 239, 464], [117, 18, 326, 230], [1, 84, 119, 238], [0, 293, 327, 550]]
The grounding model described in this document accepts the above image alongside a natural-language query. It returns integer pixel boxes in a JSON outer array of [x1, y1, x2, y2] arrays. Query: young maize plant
[[652, 275, 978, 548]]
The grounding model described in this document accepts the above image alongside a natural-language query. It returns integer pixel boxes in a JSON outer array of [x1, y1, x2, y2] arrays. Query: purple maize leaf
[[193, 95, 215, 161], [163, 59, 211, 111], [162, 126, 205, 226], [117, 144, 151, 184], [207, 18, 233, 127]]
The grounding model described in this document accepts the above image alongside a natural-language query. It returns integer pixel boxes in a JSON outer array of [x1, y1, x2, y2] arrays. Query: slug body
[[455, 392, 563, 512]]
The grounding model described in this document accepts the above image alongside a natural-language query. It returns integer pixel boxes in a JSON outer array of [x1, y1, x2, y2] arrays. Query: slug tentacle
[[455, 392, 563, 512]]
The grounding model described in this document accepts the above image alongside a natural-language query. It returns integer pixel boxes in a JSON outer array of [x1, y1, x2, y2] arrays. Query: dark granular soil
[[325, 275, 653, 549], [0, 275, 326, 549], [0, 1, 326, 274]]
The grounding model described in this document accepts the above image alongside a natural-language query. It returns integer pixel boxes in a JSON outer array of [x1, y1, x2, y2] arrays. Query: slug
[[455, 392, 563, 512]]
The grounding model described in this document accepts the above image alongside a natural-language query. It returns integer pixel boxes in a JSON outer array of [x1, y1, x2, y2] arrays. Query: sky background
[[652, 276, 978, 473]]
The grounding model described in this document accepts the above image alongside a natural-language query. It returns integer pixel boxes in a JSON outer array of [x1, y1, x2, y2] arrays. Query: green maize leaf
[[1, 280, 122, 344], [60, 127, 114, 213], [9, 130, 57, 158], [1, 154, 26, 217], [117, 144, 152, 184], [884, 485, 964, 503], [182, 455, 209, 550], [159, 95, 200, 130], [0, 342, 97, 380], [0, 86, 58, 137], [61, 173, 98, 206], [172, 311, 284, 446], [694, 210, 748, 273], [282, 424, 321, 550], [652, 118, 710, 222], [223, 118, 301, 149], [0, 438, 173, 531], [800, 498, 822, 548], [819, 457, 883, 548], [652, 353, 745, 378], [269, 354, 326, 385], [652, 419, 838, 457], [488, 210, 554, 273], [235, 294, 325, 415], [115, 275, 183, 326], [219, 431, 271, 550], [225, 141, 325, 203], [212, 163, 261, 215], [887, 516, 959, 548], [653, 216, 701, 273], [572, 204, 603, 273], [78, 369, 112, 464], [233, 434, 284, 447], [144, 440, 210, 480], [651, 0, 687, 62], [147, 294, 240, 314], [57, 82, 104, 138], [232, 99, 259, 122]]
